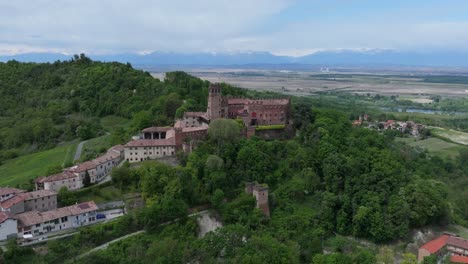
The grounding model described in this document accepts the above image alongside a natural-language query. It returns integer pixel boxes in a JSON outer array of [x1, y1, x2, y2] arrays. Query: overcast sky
[[2, 0, 468, 56]]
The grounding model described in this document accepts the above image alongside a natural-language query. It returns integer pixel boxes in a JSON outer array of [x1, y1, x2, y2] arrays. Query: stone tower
[[207, 83, 223, 120], [245, 182, 270, 217]]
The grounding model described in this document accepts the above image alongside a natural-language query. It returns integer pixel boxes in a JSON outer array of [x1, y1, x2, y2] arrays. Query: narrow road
[[76, 210, 209, 259], [73, 140, 88, 162]]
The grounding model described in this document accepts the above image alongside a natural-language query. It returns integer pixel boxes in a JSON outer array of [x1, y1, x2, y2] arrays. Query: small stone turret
[[244, 182, 270, 217]]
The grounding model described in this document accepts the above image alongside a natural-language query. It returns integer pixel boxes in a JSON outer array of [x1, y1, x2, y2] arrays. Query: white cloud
[[230, 20, 468, 55], [1, 1, 468, 56], [0, 0, 291, 55]]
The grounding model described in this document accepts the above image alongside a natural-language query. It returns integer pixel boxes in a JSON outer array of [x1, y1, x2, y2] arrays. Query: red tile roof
[[448, 236, 468, 250], [0, 195, 25, 209], [0, 188, 26, 196], [451, 255, 468, 264], [109, 144, 124, 153], [124, 138, 176, 147], [68, 160, 97, 173], [35, 171, 77, 183], [19, 190, 57, 201], [0, 211, 13, 224], [420, 235, 449, 253]]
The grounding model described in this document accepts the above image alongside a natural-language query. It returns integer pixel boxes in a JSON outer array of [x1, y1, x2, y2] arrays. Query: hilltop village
[[0, 83, 291, 241]]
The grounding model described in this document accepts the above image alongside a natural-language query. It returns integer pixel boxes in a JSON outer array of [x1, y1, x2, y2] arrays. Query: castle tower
[[206, 83, 228, 120], [207, 83, 223, 120]]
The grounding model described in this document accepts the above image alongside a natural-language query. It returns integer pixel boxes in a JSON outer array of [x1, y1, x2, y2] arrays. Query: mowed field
[[429, 126, 468, 145], [151, 70, 468, 97], [0, 142, 78, 187], [397, 137, 465, 160]]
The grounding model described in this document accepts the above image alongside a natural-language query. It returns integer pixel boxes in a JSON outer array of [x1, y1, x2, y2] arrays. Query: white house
[[0, 212, 17, 240], [16, 201, 98, 238]]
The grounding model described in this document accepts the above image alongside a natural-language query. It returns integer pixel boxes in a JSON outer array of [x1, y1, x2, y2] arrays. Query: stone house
[[35, 171, 80, 192]]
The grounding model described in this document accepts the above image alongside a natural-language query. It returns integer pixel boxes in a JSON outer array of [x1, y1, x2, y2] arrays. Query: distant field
[[429, 127, 468, 145], [0, 142, 78, 187], [396, 137, 464, 160], [175, 70, 468, 97]]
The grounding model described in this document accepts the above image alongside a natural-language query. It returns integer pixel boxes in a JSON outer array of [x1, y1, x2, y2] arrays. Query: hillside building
[[0, 189, 57, 214], [124, 83, 291, 162], [418, 234, 468, 263], [16, 201, 98, 238], [36, 145, 124, 191], [0, 188, 25, 202]]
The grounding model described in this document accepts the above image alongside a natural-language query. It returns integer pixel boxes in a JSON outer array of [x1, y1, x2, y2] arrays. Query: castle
[[124, 83, 291, 162]]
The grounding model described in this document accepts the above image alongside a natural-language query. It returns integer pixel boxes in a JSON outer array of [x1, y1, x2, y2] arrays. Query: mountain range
[[2, 50, 468, 68]]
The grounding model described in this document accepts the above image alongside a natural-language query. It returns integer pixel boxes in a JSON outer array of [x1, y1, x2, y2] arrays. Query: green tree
[[58, 186, 77, 207], [83, 170, 91, 187], [208, 119, 241, 154]]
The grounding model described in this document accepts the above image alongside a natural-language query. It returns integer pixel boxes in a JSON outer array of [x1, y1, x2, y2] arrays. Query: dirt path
[[73, 140, 88, 162]]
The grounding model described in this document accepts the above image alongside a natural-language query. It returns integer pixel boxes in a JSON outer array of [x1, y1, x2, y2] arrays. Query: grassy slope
[[429, 126, 468, 145], [396, 137, 464, 160], [79, 134, 112, 161], [0, 141, 78, 187], [75, 185, 123, 204]]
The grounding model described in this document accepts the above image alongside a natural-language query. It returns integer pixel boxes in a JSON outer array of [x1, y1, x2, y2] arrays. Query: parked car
[[96, 214, 106, 219]]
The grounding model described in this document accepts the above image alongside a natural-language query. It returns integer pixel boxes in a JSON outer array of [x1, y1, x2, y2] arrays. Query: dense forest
[[1, 58, 467, 263], [6, 109, 467, 263]]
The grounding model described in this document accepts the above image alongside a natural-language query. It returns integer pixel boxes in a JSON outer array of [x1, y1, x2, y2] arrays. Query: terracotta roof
[[20, 190, 57, 201], [420, 235, 449, 253], [109, 144, 124, 153], [0, 211, 13, 224], [141, 126, 173, 133], [0, 188, 26, 196], [184, 112, 206, 117], [452, 255, 468, 264], [125, 138, 176, 147], [0, 195, 25, 209], [67, 160, 96, 173], [93, 151, 120, 165], [36, 171, 77, 183], [448, 236, 468, 250], [16, 201, 98, 227]]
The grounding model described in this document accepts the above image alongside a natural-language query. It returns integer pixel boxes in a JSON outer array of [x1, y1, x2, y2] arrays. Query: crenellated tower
[[207, 83, 226, 120]]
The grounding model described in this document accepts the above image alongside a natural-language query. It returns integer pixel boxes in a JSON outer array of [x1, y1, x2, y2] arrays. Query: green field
[[396, 137, 465, 160], [75, 184, 123, 204], [429, 126, 468, 145], [80, 134, 112, 161], [0, 142, 78, 187]]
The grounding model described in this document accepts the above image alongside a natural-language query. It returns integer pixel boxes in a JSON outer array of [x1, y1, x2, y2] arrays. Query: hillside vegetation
[[1, 58, 467, 263], [0, 55, 210, 165]]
